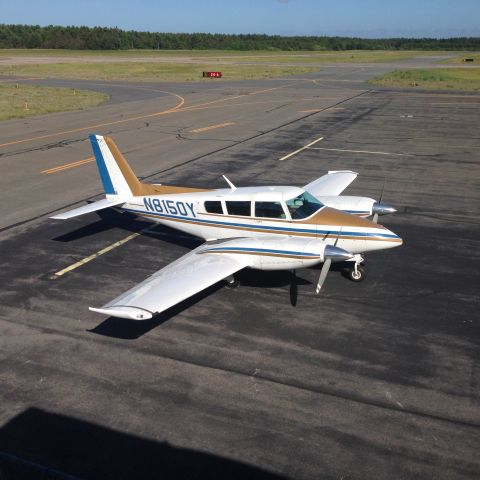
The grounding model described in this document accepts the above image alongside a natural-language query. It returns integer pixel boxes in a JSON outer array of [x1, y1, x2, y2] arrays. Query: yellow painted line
[[299, 107, 345, 113], [41, 134, 175, 176], [1, 81, 299, 150], [41, 157, 94, 174], [179, 99, 289, 113], [279, 136, 324, 161], [189, 122, 235, 133], [180, 82, 298, 112], [0, 92, 185, 149], [432, 102, 480, 106], [309, 147, 411, 157], [50, 226, 154, 279]]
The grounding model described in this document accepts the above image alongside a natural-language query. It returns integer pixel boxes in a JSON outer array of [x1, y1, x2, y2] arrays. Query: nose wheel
[[347, 264, 365, 282], [345, 255, 366, 282]]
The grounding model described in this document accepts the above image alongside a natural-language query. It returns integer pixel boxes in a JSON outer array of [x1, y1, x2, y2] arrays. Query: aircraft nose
[[380, 225, 403, 248]]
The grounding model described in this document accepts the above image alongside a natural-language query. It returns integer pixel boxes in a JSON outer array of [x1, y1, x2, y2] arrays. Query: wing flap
[[304, 170, 358, 197], [90, 244, 247, 319]]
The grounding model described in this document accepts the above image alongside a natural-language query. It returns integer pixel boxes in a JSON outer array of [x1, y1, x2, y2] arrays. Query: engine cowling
[[316, 195, 396, 219], [203, 236, 352, 271]]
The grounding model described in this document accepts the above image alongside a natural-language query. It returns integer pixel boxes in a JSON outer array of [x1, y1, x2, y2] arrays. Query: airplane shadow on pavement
[[88, 282, 225, 340], [0, 408, 289, 480], [89, 269, 315, 340], [54, 210, 346, 338]]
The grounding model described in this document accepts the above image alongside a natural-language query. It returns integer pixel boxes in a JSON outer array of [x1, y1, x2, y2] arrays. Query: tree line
[[1, 24, 479, 51]]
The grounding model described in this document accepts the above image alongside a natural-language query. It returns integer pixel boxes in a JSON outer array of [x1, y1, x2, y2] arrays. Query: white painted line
[[309, 147, 411, 157], [51, 226, 154, 279], [279, 136, 324, 161]]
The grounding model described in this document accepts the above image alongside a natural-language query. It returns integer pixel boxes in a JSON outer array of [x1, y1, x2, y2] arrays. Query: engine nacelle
[[204, 237, 352, 271], [316, 195, 376, 217], [317, 196, 396, 219]]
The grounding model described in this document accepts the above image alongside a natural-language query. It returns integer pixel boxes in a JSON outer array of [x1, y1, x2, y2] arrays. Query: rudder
[[89, 134, 142, 198]]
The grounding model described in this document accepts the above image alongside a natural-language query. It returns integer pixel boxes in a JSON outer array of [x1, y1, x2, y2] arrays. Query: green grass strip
[[369, 68, 480, 91], [0, 83, 109, 121]]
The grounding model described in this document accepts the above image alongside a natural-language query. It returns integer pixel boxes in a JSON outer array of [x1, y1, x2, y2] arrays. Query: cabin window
[[204, 201, 223, 214], [286, 192, 324, 219], [226, 201, 251, 216], [255, 201, 286, 219]]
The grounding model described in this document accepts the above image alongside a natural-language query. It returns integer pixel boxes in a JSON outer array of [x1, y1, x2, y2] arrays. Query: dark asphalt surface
[[0, 59, 479, 480]]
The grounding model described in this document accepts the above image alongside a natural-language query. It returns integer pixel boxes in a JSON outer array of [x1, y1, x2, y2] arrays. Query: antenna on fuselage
[[222, 175, 237, 192]]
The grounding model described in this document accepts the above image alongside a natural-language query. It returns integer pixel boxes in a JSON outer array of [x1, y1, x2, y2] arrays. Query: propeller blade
[[315, 244, 354, 294], [315, 258, 331, 294], [379, 178, 385, 204], [372, 178, 396, 223]]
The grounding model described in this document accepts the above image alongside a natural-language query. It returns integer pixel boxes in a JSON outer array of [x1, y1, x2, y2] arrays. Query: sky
[[2, 0, 480, 38]]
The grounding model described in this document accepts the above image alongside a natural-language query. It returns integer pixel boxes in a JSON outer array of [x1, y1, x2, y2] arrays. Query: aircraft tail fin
[[51, 134, 209, 221], [89, 134, 144, 198]]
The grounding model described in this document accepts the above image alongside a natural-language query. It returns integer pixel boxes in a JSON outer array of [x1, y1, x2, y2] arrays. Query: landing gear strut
[[346, 255, 366, 282]]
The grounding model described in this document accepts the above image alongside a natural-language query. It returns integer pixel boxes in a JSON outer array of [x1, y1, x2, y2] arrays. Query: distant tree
[[0, 24, 479, 51]]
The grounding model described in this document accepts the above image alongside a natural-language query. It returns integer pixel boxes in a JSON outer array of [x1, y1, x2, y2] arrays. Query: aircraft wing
[[89, 242, 248, 320], [304, 170, 358, 197]]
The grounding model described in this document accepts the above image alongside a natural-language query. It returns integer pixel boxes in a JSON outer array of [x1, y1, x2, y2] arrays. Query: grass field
[[0, 48, 449, 63], [0, 62, 319, 82], [369, 68, 480, 91], [0, 83, 108, 120], [442, 53, 480, 63], [0, 49, 457, 83]]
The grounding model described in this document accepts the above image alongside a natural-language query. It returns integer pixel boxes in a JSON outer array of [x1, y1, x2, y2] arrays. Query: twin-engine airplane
[[51, 134, 402, 320]]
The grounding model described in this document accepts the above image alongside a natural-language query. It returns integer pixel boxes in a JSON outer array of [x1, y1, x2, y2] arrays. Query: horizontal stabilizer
[[50, 198, 125, 220], [304, 170, 358, 197]]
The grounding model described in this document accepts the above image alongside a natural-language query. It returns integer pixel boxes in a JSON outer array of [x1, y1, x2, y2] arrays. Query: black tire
[[347, 265, 365, 282], [225, 279, 240, 289]]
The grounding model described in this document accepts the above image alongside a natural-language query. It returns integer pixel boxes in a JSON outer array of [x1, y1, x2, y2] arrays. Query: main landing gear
[[224, 275, 240, 289], [345, 255, 366, 283]]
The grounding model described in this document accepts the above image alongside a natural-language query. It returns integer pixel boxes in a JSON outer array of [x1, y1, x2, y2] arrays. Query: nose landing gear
[[346, 255, 366, 282]]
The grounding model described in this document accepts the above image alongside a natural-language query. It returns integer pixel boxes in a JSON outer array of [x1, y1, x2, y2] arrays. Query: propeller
[[315, 239, 353, 294], [372, 180, 396, 223]]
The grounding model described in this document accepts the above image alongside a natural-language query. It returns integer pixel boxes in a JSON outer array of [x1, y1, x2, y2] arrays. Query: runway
[[0, 59, 479, 479]]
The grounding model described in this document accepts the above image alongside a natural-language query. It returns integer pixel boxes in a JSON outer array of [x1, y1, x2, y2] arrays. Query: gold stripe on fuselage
[[137, 211, 401, 243]]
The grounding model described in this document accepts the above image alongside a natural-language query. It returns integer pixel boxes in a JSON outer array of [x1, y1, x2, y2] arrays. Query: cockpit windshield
[[286, 191, 324, 219]]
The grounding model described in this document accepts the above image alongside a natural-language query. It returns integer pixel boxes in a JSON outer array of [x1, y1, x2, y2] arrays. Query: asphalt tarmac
[[0, 58, 479, 480]]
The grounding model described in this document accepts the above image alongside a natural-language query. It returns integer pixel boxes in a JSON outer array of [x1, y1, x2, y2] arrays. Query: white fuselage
[[119, 186, 402, 266]]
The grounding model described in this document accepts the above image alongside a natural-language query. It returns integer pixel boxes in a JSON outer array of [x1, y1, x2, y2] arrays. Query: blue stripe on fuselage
[[203, 247, 320, 256], [123, 207, 400, 240]]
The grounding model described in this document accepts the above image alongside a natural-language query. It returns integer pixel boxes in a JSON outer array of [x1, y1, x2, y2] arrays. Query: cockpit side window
[[225, 201, 251, 216], [204, 200, 223, 214], [255, 201, 286, 219], [286, 192, 324, 219]]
